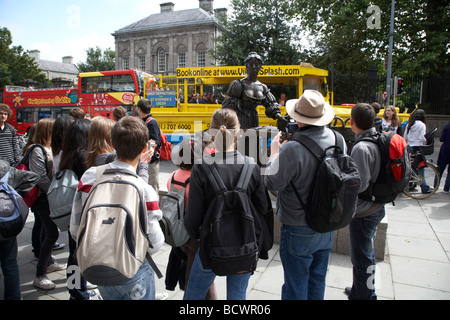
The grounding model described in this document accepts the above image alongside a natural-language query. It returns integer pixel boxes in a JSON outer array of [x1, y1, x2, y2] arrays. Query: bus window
[[98, 76, 112, 92], [23, 108, 38, 123], [81, 77, 99, 93], [82, 74, 136, 93], [50, 107, 72, 119], [121, 105, 134, 117], [112, 74, 135, 92], [38, 109, 51, 120], [16, 108, 23, 123]]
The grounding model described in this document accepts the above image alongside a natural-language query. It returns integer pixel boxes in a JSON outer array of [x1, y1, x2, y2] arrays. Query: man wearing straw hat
[[265, 90, 347, 300]]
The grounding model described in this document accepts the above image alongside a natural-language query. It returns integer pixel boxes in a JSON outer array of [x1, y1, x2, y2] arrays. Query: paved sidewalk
[[1, 159, 449, 300]]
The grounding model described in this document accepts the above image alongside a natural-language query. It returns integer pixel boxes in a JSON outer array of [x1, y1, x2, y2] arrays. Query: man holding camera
[[265, 90, 346, 300]]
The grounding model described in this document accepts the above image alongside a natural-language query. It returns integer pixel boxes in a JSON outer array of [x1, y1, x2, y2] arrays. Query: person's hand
[[270, 132, 283, 159], [140, 140, 156, 163]]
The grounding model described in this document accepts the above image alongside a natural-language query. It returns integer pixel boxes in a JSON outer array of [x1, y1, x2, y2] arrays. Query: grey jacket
[[28, 145, 53, 195], [264, 126, 346, 226], [351, 128, 383, 217]]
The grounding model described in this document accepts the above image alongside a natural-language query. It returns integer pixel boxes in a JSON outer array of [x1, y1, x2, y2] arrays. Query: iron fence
[[329, 73, 450, 115]]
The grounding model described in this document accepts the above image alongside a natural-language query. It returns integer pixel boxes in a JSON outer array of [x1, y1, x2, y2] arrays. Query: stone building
[[29, 50, 79, 87], [112, 0, 226, 75]]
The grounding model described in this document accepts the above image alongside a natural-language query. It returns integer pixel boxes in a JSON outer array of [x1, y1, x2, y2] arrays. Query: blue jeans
[[184, 250, 252, 300], [0, 237, 21, 300], [97, 260, 155, 300], [279, 224, 334, 300], [348, 206, 386, 300]]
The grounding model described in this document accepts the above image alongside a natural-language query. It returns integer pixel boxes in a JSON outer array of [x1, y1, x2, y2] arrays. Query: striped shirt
[[70, 160, 164, 255], [0, 123, 20, 166]]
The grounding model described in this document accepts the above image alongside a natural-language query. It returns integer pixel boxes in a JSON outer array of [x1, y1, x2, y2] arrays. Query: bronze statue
[[222, 52, 284, 129]]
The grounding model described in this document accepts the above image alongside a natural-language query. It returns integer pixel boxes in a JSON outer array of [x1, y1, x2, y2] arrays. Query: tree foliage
[[0, 27, 48, 90], [213, 0, 302, 66], [77, 46, 115, 72], [288, 0, 449, 77]]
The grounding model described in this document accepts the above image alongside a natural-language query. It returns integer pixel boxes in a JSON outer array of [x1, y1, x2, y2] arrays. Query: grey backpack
[[0, 172, 30, 241], [76, 165, 162, 286], [159, 175, 190, 247], [47, 169, 78, 231]]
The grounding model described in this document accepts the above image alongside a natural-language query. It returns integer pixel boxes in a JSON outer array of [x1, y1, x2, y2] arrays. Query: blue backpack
[[0, 172, 29, 241]]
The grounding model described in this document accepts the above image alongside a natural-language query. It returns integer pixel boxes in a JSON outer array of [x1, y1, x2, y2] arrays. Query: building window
[[197, 51, 206, 67], [123, 57, 129, 70], [158, 48, 166, 72], [178, 53, 186, 68], [138, 56, 146, 71]]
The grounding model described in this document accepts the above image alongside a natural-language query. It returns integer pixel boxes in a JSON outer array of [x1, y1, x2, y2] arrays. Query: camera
[[147, 140, 156, 150], [277, 114, 298, 140]]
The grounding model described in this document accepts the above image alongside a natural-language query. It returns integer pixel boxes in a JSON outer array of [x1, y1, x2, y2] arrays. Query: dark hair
[[113, 106, 127, 121], [351, 103, 375, 130], [137, 99, 152, 114], [51, 115, 74, 157], [59, 119, 92, 171], [370, 102, 381, 114], [406, 108, 426, 132], [210, 108, 240, 152], [111, 116, 148, 161]]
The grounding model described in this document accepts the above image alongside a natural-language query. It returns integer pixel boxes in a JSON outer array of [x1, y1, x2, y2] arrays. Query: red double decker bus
[[3, 69, 155, 134]]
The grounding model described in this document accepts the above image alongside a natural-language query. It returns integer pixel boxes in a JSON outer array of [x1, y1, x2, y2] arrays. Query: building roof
[[35, 59, 79, 75], [113, 8, 222, 35]]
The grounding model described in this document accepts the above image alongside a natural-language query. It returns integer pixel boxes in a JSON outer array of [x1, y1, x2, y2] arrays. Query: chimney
[[214, 8, 227, 21], [160, 2, 174, 13], [29, 50, 40, 59], [199, 0, 214, 14], [62, 56, 73, 64]]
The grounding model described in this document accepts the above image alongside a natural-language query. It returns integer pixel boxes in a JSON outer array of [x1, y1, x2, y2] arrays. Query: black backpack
[[356, 131, 411, 204], [291, 131, 361, 233], [199, 157, 263, 276]]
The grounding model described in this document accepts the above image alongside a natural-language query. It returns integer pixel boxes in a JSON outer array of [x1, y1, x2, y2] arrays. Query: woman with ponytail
[[184, 108, 268, 300]]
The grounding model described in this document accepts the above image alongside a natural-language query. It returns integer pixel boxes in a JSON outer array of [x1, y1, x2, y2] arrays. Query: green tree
[[288, 0, 449, 77], [77, 46, 115, 72], [213, 0, 301, 66], [0, 27, 48, 90]]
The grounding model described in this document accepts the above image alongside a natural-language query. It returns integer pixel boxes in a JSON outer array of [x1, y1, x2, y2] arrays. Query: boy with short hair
[[137, 99, 162, 194], [70, 116, 164, 300], [345, 103, 385, 300]]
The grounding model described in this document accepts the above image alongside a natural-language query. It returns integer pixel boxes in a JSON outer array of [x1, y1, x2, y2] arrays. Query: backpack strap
[[170, 175, 190, 189], [292, 130, 343, 161], [290, 130, 342, 208], [235, 157, 252, 192], [203, 157, 252, 194], [203, 159, 228, 195]]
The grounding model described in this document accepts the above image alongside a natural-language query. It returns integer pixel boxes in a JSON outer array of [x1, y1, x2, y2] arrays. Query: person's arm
[[147, 120, 161, 149], [184, 165, 205, 240], [250, 165, 268, 217], [28, 147, 51, 193]]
